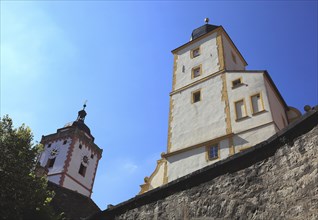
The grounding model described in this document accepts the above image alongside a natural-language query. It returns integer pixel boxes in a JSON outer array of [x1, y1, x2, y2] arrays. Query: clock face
[[49, 148, 60, 158], [81, 154, 89, 166]]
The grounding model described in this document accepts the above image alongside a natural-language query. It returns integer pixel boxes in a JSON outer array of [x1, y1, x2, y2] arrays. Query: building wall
[[264, 75, 288, 130], [233, 123, 277, 153], [66, 139, 98, 193], [174, 32, 219, 90], [221, 33, 246, 71], [226, 72, 274, 133], [40, 138, 72, 175], [170, 74, 227, 152], [167, 138, 229, 182], [149, 161, 165, 190], [63, 175, 90, 197], [47, 174, 62, 185]]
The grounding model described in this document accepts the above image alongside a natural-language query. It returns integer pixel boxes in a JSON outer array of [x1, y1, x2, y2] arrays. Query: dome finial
[[77, 100, 87, 122], [83, 100, 87, 110], [204, 18, 209, 24]]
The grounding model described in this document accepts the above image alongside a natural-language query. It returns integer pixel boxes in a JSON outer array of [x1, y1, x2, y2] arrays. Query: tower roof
[[63, 103, 94, 140], [191, 24, 219, 41]]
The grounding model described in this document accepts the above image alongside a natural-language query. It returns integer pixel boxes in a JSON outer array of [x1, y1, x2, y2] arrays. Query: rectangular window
[[47, 158, 56, 168], [232, 78, 242, 88], [251, 93, 264, 114], [208, 144, 219, 160], [78, 164, 87, 177], [231, 51, 237, 64], [192, 65, 201, 78], [192, 90, 201, 103], [235, 99, 247, 120], [191, 47, 200, 58]]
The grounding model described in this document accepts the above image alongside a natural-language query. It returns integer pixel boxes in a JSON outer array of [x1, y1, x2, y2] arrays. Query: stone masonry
[[89, 109, 318, 220]]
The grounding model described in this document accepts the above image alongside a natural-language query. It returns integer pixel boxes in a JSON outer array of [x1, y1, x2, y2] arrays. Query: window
[[251, 93, 264, 114], [63, 140, 67, 145], [47, 158, 56, 168], [79, 144, 82, 149], [235, 99, 247, 120], [191, 47, 200, 58], [231, 51, 237, 64], [78, 164, 87, 177], [232, 78, 242, 88], [192, 65, 201, 78], [208, 144, 219, 160], [47, 143, 51, 148], [192, 90, 201, 103], [91, 154, 94, 159]]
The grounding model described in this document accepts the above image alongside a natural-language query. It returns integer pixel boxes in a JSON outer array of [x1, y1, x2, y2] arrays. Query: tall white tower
[[39, 105, 102, 197], [140, 19, 301, 193]]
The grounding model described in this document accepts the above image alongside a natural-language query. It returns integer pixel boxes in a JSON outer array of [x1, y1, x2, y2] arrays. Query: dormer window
[[191, 47, 200, 58], [192, 65, 202, 78], [63, 140, 67, 145]]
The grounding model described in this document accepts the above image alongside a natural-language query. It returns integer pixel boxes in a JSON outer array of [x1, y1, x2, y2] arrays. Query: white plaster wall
[[233, 123, 277, 152], [226, 72, 273, 134], [222, 33, 246, 71], [264, 76, 288, 130], [63, 175, 90, 197], [175, 33, 220, 90], [149, 162, 165, 189], [167, 138, 229, 182], [170, 75, 227, 152], [48, 174, 62, 185], [39, 138, 72, 175], [66, 140, 98, 191]]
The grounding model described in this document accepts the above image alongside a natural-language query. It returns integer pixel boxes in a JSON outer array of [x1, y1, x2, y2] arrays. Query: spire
[[77, 100, 87, 122]]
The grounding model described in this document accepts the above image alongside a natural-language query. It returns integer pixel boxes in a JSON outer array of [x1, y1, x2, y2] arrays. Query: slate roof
[[191, 24, 219, 40], [48, 181, 100, 220]]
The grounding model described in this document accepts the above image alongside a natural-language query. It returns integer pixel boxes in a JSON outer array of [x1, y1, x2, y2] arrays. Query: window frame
[[191, 89, 201, 103], [47, 157, 56, 168], [191, 65, 202, 79], [231, 77, 243, 89], [250, 92, 265, 115], [206, 143, 220, 161], [234, 98, 248, 121], [78, 163, 87, 177], [191, 47, 201, 58]]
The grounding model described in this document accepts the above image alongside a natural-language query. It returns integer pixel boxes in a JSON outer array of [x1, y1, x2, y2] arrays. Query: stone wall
[[89, 109, 318, 220]]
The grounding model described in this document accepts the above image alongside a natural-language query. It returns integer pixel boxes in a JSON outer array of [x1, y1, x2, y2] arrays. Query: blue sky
[[1, 1, 317, 210]]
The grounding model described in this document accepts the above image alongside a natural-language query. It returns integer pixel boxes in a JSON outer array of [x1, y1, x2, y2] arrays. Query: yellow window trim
[[250, 92, 265, 115], [205, 143, 220, 161], [191, 64, 202, 79], [191, 89, 201, 103], [234, 98, 248, 121], [190, 46, 201, 59], [239, 146, 251, 152]]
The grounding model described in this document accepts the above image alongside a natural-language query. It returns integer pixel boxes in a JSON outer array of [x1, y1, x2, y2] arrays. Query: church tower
[[38, 104, 102, 197], [140, 19, 301, 193]]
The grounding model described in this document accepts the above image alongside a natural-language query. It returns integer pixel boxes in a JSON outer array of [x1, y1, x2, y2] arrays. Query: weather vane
[[83, 100, 87, 110], [205, 18, 209, 24]]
